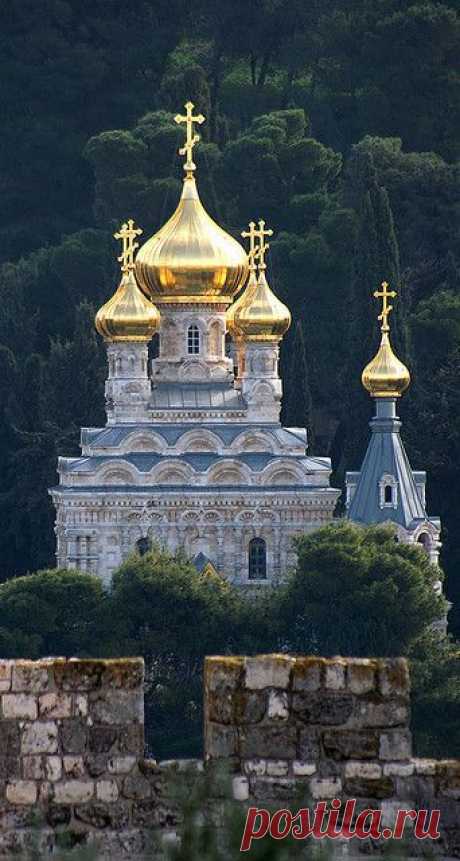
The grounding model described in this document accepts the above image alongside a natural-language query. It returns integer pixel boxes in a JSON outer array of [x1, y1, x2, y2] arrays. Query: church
[[50, 102, 442, 592]]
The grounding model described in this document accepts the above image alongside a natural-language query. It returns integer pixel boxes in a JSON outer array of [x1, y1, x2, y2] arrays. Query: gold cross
[[253, 219, 273, 270], [114, 219, 143, 272], [174, 101, 205, 175], [241, 221, 260, 271], [374, 280, 397, 332]]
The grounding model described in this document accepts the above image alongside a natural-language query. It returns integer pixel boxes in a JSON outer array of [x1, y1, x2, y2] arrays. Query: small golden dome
[[362, 331, 410, 397], [135, 175, 248, 304], [233, 270, 291, 342], [226, 271, 257, 339], [95, 269, 160, 342]]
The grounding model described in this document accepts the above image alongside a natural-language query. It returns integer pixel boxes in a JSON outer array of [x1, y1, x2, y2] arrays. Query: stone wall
[[0, 656, 458, 859]]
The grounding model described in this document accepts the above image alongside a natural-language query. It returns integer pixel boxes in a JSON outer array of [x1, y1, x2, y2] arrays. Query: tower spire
[[174, 101, 205, 177], [361, 281, 410, 399]]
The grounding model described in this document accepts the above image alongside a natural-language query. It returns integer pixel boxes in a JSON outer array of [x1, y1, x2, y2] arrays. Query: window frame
[[187, 324, 200, 355], [248, 537, 267, 581]]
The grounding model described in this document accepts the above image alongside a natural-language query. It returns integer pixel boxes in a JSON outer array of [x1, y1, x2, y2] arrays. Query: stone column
[[241, 342, 282, 422], [105, 342, 151, 424]]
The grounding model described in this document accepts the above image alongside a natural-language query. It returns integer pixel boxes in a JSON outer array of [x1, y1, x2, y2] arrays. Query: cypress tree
[[283, 321, 315, 453]]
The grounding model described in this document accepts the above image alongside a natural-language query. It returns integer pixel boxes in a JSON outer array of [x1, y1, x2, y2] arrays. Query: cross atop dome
[[174, 101, 205, 176], [114, 219, 143, 273], [374, 280, 397, 333]]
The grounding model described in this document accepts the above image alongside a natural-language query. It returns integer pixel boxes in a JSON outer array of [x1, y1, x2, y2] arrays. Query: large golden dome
[[135, 175, 248, 305], [362, 331, 410, 398], [233, 270, 291, 342], [95, 268, 160, 342]]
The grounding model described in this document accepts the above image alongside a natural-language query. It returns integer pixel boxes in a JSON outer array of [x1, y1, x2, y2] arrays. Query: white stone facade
[[51, 301, 340, 584]]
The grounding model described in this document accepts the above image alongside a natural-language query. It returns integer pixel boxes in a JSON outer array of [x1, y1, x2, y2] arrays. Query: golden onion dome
[[233, 270, 291, 342], [362, 331, 410, 398], [95, 268, 160, 342], [226, 271, 257, 339], [135, 175, 249, 304]]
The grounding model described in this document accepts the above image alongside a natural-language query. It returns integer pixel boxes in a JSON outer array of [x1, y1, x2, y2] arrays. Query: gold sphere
[[362, 332, 410, 398], [135, 176, 248, 305], [233, 271, 291, 342], [95, 269, 160, 342]]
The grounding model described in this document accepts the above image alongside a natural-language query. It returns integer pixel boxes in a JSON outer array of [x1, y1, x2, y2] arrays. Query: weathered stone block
[[6, 780, 37, 805], [232, 775, 249, 800], [22, 756, 44, 780], [45, 756, 62, 782], [0, 757, 20, 779], [0, 662, 12, 693], [74, 801, 130, 829], [293, 761, 316, 776], [437, 760, 460, 799], [12, 662, 50, 694], [233, 691, 266, 724], [310, 776, 342, 799], [60, 719, 88, 754], [383, 762, 414, 777], [205, 657, 244, 693], [53, 659, 104, 691], [205, 723, 237, 759], [379, 729, 412, 761], [242, 759, 266, 776], [74, 694, 88, 718], [266, 760, 289, 776], [86, 755, 109, 777], [54, 780, 94, 804], [344, 761, 382, 779], [322, 729, 380, 761], [89, 726, 118, 754], [122, 772, 151, 800], [413, 758, 436, 776], [293, 692, 353, 725], [353, 696, 408, 728], [292, 657, 322, 692], [96, 778, 119, 802], [46, 805, 72, 827], [298, 728, 321, 760], [239, 724, 296, 759], [251, 776, 296, 801], [89, 690, 144, 725], [108, 756, 137, 775], [39, 692, 72, 719], [378, 659, 410, 699], [117, 723, 144, 754], [0, 721, 20, 757], [101, 659, 144, 689], [21, 721, 58, 755], [344, 775, 395, 799], [325, 660, 346, 690], [347, 660, 377, 694], [245, 655, 293, 691], [2, 693, 37, 720], [267, 690, 289, 720], [63, 756, 86, 778]]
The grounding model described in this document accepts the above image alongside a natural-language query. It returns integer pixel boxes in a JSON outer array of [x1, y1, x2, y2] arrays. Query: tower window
[[379, 474, 398, 509], [248, 538, 267, 580], [187, 324, 200, 355], [384, 485, 393, 504]]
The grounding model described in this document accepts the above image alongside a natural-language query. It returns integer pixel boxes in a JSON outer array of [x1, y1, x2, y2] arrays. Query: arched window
[[384, 485, 393, 504], [248, 538, 267, 580], [379, 474, 398, 509], [187, 324, 200, 355], [136, 536, 151, 556]]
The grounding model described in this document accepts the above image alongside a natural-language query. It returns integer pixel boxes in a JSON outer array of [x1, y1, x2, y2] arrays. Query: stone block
[[437, 760, 460, 799], [0, 758, 20, 779], [89, 690, 144, 724], [63, 756, 86, 778], [353, 696, 408, 728], [89, 726, 118, 754], [0, 662, 12, 693], [96, 778, 119, 802], [233, 690, 266, 724], [2, 693, 37, 720], [108, 756, 137, 775], [205, 723, 237, 759], [122, 772, 151, 800], [60, 719, 88, 754], [22, 756, 44, 780], [101, 658, 144, 689], [205, 657, 244, 693], [245, 655, 293, 690], [298, 728, 321, 760], [53, 659, 104, 691], [325, 660, 346, 690], [21, 721, 58, 755], [117, 723, 144, 754], [378, 659, 410, 699], [293, 692, 353, 725], [46, 805, 72, 827], [39, 692, 72, 719], [322, 729, 380, 761], [267, 690, 289, 720], [74, 694, 88, 718], [242, 759, 266, 776], [379, 729, 412, 761], [344, 776, 395, 799], [12, 661, 50, 694], [0, 721, 20, 756], [383, 762, 414, 777], [86, 755, 110, 778], [413, 758, 436, 776], [344, 762, 382, 779], [239, 724, 296, 759], [54, 780, 94, 804], [292, 657, 322, 692], [266, 760, 289, 776], [293, 761, 316, 776], [251, 777, 296, 801], [310, 776, 342, 799], [45, 756, 62, 782], [74, 801, 130, 829], [232, 775, 249, 801], [347, 660, 377, 694], [6, 780, 37, 805]]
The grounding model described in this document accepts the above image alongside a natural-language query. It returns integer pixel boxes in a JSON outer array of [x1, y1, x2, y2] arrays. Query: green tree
[[274, 521, 447, 656], [281, 321, 315, 452]]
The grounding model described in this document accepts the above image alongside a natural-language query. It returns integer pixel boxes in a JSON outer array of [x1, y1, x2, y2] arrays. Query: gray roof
[[80, 423, 311, 451], [150, 381, 245, 411], [348, 405, 427, 529], [60, 452, 326, 474]]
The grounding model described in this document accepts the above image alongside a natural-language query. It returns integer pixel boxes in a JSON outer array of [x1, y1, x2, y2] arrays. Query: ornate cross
[[174, 101, 205, 175], [253, 219, 273, 270], [241, 221, 259, 271], [114, 219, 143, 272], [374, 280, 397, 332]]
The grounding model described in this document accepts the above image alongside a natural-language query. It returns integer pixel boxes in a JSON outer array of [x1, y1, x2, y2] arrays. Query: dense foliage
[[0, 525, 457, 759], [0, 1, 458, 631]]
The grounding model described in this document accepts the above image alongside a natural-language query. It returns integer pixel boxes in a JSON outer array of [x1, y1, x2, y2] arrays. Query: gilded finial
[[114, 219, 143, 273], [241, 221, 259, 272], [374, 280, 397, 333], [174, 101, 205, 176], [253, 219, 273, 271]]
